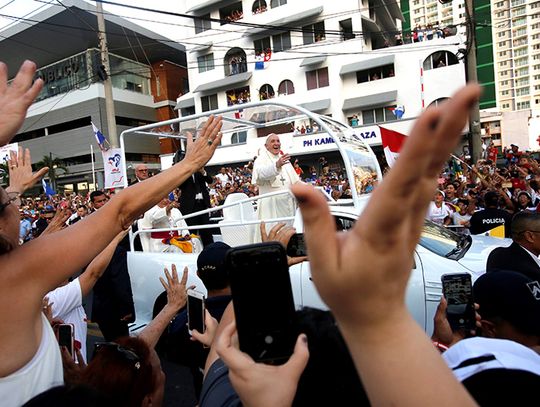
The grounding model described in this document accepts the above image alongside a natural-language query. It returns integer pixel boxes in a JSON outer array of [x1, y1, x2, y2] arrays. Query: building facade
[[0, 0, 187, 192], [492, 0, 540, 112], [175, 0, 467, 166]]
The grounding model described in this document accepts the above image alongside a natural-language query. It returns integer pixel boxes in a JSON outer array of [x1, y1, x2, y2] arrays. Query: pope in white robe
[[252, 133, 300, 227]]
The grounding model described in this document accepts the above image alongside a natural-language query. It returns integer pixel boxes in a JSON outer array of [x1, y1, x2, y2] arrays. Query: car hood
[[457, 235, 511, 274]]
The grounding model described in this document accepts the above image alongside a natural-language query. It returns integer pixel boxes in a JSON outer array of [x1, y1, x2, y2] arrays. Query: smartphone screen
[[187, 291, 205, 334], [227, 242, 297, 365], [57, 324, 74, 357], [286, 233, 307, 257], [441, 273, 476, 331]]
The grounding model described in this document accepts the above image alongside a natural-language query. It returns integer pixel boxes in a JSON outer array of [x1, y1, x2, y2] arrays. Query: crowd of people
[[426, 142, 540, 238], [3, 60, 540, 407], [393, 22, 457, 46]]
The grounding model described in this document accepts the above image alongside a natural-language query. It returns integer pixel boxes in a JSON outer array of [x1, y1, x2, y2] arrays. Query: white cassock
[[252, 148, 300, 226], [143, 206, 191, 253]]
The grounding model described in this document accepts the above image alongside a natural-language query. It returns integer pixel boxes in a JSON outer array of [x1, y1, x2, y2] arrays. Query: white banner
[[102, 148, 126, 189], [0, 142, 19, 164]]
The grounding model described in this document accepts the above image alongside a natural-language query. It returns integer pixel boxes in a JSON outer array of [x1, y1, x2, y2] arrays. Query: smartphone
[[287, 233, 307, 257], [187, 289, 206, 335], [441, 273, 476, 331], [57, 323, 74, 359], [226, 242, 297, 365]]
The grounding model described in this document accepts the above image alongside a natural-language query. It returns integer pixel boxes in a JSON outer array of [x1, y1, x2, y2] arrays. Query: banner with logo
[[0, 142, 19, 164], [102, 148, 126, 189]]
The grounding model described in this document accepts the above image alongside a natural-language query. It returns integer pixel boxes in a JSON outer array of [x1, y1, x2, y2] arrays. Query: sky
[[0, 0, 191, 41]]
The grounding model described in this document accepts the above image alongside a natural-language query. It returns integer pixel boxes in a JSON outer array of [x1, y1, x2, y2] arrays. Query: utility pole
[[465, 0, 483, 163], [96, 1, 119, 148]]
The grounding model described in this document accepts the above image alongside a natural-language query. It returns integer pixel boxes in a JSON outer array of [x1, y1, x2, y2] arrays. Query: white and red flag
[[380, 126, 407, 167]]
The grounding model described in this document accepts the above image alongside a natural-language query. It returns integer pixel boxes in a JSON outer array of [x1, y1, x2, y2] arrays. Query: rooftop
[[0, 0, 186, 76]]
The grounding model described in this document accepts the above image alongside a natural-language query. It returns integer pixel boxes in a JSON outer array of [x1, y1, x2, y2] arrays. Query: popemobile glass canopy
[[120, 100, 383, 209]]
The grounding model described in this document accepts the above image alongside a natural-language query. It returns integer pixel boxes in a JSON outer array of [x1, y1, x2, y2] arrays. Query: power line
[[94, 0, 403, 38]]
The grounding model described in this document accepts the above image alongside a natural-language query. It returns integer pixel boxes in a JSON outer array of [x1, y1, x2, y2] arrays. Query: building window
[[302, 21, 325, 45], [356, 64, 395, 83], [194, 14, 211, 34], [252, 0, 267, 14], [516, 87, 530, 96], [219, 2, 244, 25], [224, 48, 247, 76], [515, 57, 529, 67], [339, 18, 355, 41], [306, 67, 329, 90], [517, 101, 531, 109], [259, 84, 275, 100], [201, 94, 218, 112], [272, 32, 291, 52], [226, 86, 250, 106], [502, 103, 510, 108], [423, 51, 459, 70], [197, 53, 215, 73], [270, 0, 286, 7], [231, 130, 248, 144], [429, 97, 450, 107], [278, 79, 295, 95], [254, 37, 271, 55], [362, 106, 397, 124]]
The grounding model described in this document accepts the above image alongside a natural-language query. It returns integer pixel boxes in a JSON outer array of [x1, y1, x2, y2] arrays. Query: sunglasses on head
[[94, 342, 141, 370]]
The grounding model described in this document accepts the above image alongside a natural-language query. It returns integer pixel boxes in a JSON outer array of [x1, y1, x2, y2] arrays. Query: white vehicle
[[120, 101, 510, 336]]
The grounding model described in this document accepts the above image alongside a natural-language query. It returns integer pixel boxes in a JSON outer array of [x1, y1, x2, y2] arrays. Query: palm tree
[[35, 154, 68, 192]]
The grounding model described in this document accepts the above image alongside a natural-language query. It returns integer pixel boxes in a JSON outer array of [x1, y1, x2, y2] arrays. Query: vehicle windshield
[[124, 100, 381, 203], [419, 221, 469, 258]]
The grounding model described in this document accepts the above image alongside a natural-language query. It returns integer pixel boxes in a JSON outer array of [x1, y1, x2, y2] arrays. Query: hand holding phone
[[441, 273, 476, 332], [57, 323, 74, 360], [286, 233, 307, 257], [187, 289, 206, 335], [226, 242, 297, 365]]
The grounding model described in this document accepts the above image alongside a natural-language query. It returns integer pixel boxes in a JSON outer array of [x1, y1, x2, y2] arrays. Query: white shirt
[[444, 337, 540, 382], [426, 202, 453, 225], [0, 313, 63, 406], [216, 173, 230, 184], [46, 278, 88, 362]]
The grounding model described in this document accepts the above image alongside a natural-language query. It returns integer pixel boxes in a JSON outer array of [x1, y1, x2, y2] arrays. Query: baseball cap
[[473, 271, 540, 336], [196, 242, 231, 290]]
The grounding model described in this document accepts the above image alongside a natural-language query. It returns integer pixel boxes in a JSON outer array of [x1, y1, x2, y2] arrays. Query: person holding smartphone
[[0, 60, 223, 407], [431, 271, 540, 405], [214, 85, 482, 407]]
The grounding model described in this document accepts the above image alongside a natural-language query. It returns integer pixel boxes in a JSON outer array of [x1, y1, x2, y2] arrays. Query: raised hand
[[0, 60, 44, 146], [7, 147, 48, 194], [216, 322, 309, 407], [291, 84, 481, 407], [183, 115, 223, 169], [160, 264, 189, 312]]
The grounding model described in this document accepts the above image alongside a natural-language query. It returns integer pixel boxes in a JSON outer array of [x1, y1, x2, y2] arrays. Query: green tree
[[35, 154, 68, 192]]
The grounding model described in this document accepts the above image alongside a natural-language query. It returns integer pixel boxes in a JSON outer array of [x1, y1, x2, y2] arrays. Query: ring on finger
[[207, 139, 213, 146]]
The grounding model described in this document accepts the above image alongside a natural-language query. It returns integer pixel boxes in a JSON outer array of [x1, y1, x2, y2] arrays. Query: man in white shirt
[[45, 230, 127, 362]]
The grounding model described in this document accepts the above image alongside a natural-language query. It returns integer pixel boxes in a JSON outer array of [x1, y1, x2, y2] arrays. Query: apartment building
[[0, 0, 188, 192], [492, 0, 540, 112], [176, 0, 467, 165]]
